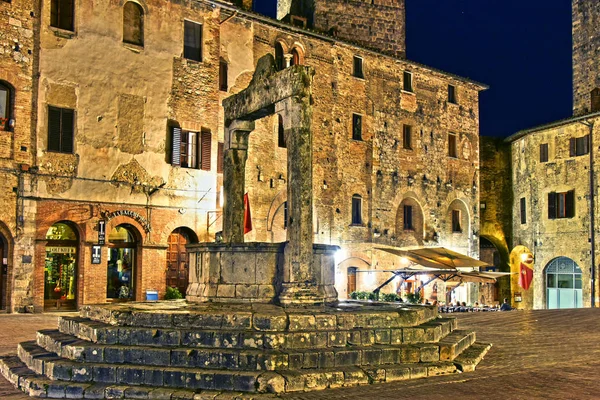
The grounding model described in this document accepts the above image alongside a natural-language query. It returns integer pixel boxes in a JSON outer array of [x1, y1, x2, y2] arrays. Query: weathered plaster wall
[[509, 116, 600, 309], [573, 0, 600, 116]]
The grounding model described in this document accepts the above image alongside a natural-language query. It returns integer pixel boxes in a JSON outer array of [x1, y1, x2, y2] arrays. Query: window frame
[[403, 70, 413, 92], [448, 84, 457, 104], [448, 132, 458, 158], [548, 190, 575, 219], [183, 20, 202, 62], [351, 194, 362, 225], [180, 130, 198, 169], [352, 113, 363, 141], [50, 0, 75, 32], [540, 143, 549, 163], [451, 209, 462, 233], [353, 56, 364, 79], [402, 124, 412, 150], [47, 106, 75, 154], [0, 81, 13, 131], [122, 1, 144, 47]]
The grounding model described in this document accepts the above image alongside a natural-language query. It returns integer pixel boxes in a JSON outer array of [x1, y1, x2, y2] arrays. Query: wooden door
[[166, 229, 189, 295], [347, 267, 357, 296]]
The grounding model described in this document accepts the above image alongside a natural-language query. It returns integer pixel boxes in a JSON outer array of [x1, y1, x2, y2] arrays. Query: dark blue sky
[[255, 1, 573, 137]]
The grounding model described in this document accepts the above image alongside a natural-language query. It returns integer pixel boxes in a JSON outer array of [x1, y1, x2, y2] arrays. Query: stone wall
[[572, 0, 600, 116], [508, 115, 600, 309], [0, 0, 38, 312], [313, 0, 406, 58], [479, 136, 512, 302]]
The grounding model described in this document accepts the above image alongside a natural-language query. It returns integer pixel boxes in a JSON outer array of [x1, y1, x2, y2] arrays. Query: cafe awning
[[375, 246, 490, 270]]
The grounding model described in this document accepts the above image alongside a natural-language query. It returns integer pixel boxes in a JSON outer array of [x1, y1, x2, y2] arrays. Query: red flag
[[243, 193, 252, 234], [519, 262, 533, 290]]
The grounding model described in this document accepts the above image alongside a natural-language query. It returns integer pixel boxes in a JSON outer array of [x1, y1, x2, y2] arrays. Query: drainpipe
[[580, 120, 595, 308]]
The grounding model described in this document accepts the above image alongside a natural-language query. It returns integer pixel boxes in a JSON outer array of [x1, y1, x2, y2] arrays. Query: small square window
[[403, 71, 413, 92], [448, 84, 457, 104], [403, 125, 412, 149], [448, 133, 457, 158], [352, 114, 362, 141], [353, 56, 364, 79]]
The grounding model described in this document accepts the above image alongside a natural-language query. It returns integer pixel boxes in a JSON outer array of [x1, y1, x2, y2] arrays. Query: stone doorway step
[[0, 301, 492, 399]]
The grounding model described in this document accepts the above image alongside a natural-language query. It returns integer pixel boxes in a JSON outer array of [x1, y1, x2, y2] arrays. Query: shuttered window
[[570, 135, 589, 157], [180, 131, 198, 168], [540, 143, 549, 162], [217, 142, 224, 173], [171, 127, 181, 166], [183, 20, 202, 62], [548, 190, 575, 219], [51, 0, 74, 31], [48, 106, 74, 153], [201, 130, 211, 171]]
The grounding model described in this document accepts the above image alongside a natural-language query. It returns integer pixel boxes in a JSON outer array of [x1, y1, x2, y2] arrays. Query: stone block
[[83, 346, 104, 363], [290, 333, 311, 349], [362, 348, 381, 365], [213, 372, 234, 390], [257, 372, 285, 393], [124, 385, 153, 399], [235, 284, 258, 299], [93, 365, 116, 383], [47, 382, 67, 398], [409, 364, 428, 379], [418, 344, 440, 362], [257, 285, 276, 299], [336, 314, 356, 330], [105, 385, 128, 398], [314, 332, 328, 347], [65, 383, 89, 399], [143, 348, 171, 366], [403, 328, 425, 344], [241, 333, 264, 348], [385, 365, 410, 382], [233, 372, 258, 391], [104, 348, 124, 364], [188, 372, 214, 390], [287, 352, 304, 369], [327, 332, 347, 347], [148, 388, 174, 399], [83, 383, 110, 399], [325, 370, 345, 389], [398, 346, 421, 363], [360, 330, 375, 346], [375, 329, 391, 344], [220, 351, 239, 369], [302, 352, 319, 369], [342, 367, 369, 386], [263, 333, 286, 349], [303, 372, 329, 391], [257, 353, 288, 370], [116, 366, 145, 385], [253, 314, 287, 331], [288, 314, 316, 331], [280, 370, 305, 392], [182, 331, 214, 347], [346, 330, 362, 345], [318, 351, 334, 368], [315, 315, 336, 330], [217, 285, 236, 298], [71, 365, 93, 382], [380, 347, 400, 364], [124, 348, 145, 364], [163, 369, 187, 388], [144, 369, 164, 386], [255, 252, 277, 284], [427, 362, 456, 376], [333, 349, 360, 367], [221, 314, 252, 330], [238, 352, 258, 369], [390, 329, 403, 344]]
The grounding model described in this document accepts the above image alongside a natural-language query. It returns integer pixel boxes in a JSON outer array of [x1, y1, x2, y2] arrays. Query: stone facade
[[0, 0, 485, 312], [572, 0, 600, 116]]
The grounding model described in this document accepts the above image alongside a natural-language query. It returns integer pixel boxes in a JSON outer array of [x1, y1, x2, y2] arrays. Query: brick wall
[[572, 0, 600, 116]]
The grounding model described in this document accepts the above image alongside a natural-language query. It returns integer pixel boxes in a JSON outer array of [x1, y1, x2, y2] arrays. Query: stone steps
[[453, 342, 493, 372], [58, 316, 458, 350], [35, 329, 476, 371]]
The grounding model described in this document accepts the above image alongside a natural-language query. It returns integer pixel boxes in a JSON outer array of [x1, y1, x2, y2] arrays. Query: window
[[0, 82, 13, 131], [520, 197, 526, 224], [123, 1, 144, 46], [403, 205, 413, 230], [448, 84, 457, 104], [548, 190, 575, 219], [403, 71, 413, 92], [183, 20, 202, 62], [353, 56, 364, 79], [451, 209, 462, 232], [448, 133, 457, 158], [171, 128, 211, 170], [217, 142, 224, 173], [403, 125, 412, 149], [278, 115, 286, 148], [540, 143, 549, 162], [569, 135, 589, 157], [283, 201, 288, 229], [591, 88, 600, 113], [219, 61, 228, 91], [275, 42, 285, 71], [351, 195, 362, 225], [291, 48, 300, 66], [352, 113, 362, 141], [48, 106, 74, 153], [51, 0, 74, 31]]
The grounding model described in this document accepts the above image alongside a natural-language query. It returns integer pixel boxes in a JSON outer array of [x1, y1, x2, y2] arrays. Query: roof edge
[[505, 111, 600, 143]]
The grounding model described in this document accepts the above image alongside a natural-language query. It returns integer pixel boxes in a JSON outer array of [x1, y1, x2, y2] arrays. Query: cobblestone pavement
[[1, 309, 600, 399]]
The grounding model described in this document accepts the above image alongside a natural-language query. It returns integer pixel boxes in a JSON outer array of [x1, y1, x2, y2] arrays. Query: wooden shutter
[[217, 142, 224, 173], [548, 192, 556, 219], [201, 130, 211, 171], [566, 190, 575, 218], [48, 107, 62, 152], [584, 135, 590, 155], [569, 138, 576, 157], [61, 108, 74, 153], [171, 127, 181, 166]]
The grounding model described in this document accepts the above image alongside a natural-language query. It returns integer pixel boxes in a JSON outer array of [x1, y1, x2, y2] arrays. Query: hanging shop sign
[[98, 220, 106, 245], [102, 210, 152, 233], [91, 245, 102, 265]]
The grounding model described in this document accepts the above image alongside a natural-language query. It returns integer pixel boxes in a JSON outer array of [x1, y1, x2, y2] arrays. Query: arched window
[[546, 257, 583, 309], [275, 42, 285, 71], [0, 81, 13, 131], [278, 114, 286, 148], [123, 1, 144, 46], [396, 197, 424, 244], [351, 194, 362, 225], [291, 48, 301, 66]]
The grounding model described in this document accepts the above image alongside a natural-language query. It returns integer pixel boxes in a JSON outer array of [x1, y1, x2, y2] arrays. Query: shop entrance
[[546, 257, 583, 309], [106, 224, 137, 301], [166, 228, 196, 296], [44, 222, 78, 311]]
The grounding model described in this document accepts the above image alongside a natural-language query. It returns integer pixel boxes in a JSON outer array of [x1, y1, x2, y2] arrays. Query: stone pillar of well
[[222, 120, 254, 243]]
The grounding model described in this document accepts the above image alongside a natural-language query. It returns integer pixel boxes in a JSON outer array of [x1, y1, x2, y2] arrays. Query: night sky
[[254, 1, 573, 138]]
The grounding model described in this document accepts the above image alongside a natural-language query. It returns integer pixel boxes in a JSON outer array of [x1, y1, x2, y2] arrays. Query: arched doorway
[[546, 257, 583, 309], [347, 267, 357, 295], [166, 228, 196, 296], [44, 222, 78, 311], [107, 224, 138, 301]]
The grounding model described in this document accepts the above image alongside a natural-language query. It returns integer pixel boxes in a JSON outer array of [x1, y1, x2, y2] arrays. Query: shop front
[[44, 223, 78, 311], [106, 224, 138, 301]]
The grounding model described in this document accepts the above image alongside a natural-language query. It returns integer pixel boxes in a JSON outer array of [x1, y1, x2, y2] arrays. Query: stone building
[[0, 0, 485, 312], [501, 0, 600, 309]]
